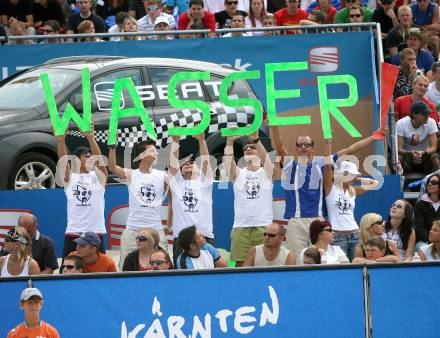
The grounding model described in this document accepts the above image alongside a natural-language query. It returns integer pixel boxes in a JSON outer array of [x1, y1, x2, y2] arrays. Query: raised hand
[[192, 132, 205, 142]]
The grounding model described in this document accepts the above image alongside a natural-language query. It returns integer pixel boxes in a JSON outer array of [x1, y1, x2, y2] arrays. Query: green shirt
[[335, 6, 373, 23]]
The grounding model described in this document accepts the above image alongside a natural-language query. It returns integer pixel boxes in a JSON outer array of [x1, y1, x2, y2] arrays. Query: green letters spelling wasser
[[167, 71, 211, 136], [40, 68, 92, 136], [220, 70, 263, 137]]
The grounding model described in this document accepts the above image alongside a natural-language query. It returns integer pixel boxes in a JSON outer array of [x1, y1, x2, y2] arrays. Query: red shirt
[[315, 5, 337, 23], [274, 7, 310, 34], [394, 95, 439, 123], [178, 11, 216, 31]]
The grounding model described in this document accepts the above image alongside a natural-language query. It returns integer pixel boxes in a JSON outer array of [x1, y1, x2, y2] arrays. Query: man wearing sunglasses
[[138, 0, 176, 36], [55, 126, 108, 263], [224, 130, 275, 267], [269, 124, 385, 260], [215, 0, 247, 30], [61, 254, 84, 274], [335, 0, 372, 24], [243, 222, 296, 267], [109, 139, 170, 271]]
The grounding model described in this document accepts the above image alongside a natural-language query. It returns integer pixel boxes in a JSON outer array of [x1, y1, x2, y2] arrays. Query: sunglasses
[[296, 142, 312, 148], [62, 264, 76, 269], [227, 1, 238, 5], [136, 236, 150, 242], [428, 180, 440, 185], [371, 220, 382, 226], [392, 203, 404, 209], [4, 237, 16, 243], [150, 260, 168, 266], [42, 28, 54, 33], [148, 6, 159, 11], [322, 227, 333, 232], [381, 0, 393, 4], [263, 232, 278, 238], [350, 14, 362, 18], [244, 145, 257, 151], [183, 160, 195, 166]]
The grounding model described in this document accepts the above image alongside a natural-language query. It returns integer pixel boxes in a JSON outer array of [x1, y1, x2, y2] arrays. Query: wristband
[[108, 144, 117, 149]]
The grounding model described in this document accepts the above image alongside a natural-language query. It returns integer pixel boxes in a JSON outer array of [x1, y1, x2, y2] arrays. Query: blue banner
[[1, 266, 366, 338], [368, 264, 440, 338]]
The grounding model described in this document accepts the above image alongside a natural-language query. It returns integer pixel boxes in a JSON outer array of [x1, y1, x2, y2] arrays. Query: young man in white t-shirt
[[55, 126, 108, 262], [396, 101, 440, 174], [168, 133, 214, 259], [224, 130, 275, 267], [109, 139, 170, 270]]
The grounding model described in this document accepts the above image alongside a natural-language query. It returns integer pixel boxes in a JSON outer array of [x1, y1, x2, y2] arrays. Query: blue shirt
[[411, 2, 436, 26], [282, 154, 337, 219], [166, 0, 189, 16], [391, 49, 435, 74], [176, 243, 220, 269]]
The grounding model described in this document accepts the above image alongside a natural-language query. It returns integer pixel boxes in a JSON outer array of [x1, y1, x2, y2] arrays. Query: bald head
[[18, 214, 37, 238]]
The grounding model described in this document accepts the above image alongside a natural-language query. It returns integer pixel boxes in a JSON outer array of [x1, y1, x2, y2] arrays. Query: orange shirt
[[69, 251, 117, 273], [8, 321, 59, 338]]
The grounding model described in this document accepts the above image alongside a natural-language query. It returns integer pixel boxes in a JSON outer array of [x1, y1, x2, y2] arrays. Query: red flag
[[375, 62, 399, 140]]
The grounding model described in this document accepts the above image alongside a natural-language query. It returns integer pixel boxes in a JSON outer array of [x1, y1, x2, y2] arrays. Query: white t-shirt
[[126, 169, 166, 231], [138, 13, 176, 35], [325, 185, 358, 231], [396, 116, 438, 152], [108, 24, 120, 41], [382, 230, 405, 260], [245, 17, 263, 35], [65, 172, 106, 234], [233, 167, 273, 228], [298, 245, 349, 265], [170, 171, 214, 238], [420, 243, 440, 261], [427, 82, 440, 107]]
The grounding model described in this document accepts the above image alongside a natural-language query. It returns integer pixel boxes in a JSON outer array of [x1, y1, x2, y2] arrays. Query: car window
[[204, 74, 255, 101], [148, 67, 207, 107], [65, 68, 143, 112]]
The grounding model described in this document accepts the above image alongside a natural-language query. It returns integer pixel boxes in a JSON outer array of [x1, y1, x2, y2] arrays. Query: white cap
[[335, 161, 360, 176], [20, 288, 43, 301], [154, 16, 169, 27]]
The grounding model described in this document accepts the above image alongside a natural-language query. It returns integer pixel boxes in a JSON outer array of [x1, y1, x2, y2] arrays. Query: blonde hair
[[359, 213, 382, 251], [12, 227, 32, 267], [413, 75, 429, 85], [121, 16, 141, 40], [138, 228, 160, 250]]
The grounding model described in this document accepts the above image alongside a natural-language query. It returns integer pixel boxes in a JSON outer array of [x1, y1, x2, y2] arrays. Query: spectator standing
[[419, 220, 440, 261], [0, 227, 40, 277], [0, 0, 34, 34], [138, 0, 175, 36], [7, 288, 59, 338], [222, 14, 250, 36], [382, 199, 415, 261], [298, 220, 349, 265], [66, 0, 106, 34], [176, 226, 227, 269], [427, 62, 440, 106], [150, 248, 173, 270], [32, 0, 64, 29], [274, 0, 309, 34], [245, 0, 266, 35], [355, 213, 400, 260], [71, 232, 117, 273], [122, 229, 160, 271], [386, 5, 414, 58], [178, 0, 215, 31], [393, 48, 418, 99], [335, 0, 372, 23], [215, 0, 247, 30], [394, 75, 438, 124], [224, 131, 275, 267], [352, 237, 398, 263], [396, 101, 439, 175], [61, 254, 84, 273], [243, 223, 296, 267], [414, 173, 440, 250], [17, 213, 58, 274], [55, 128, 108, 259]]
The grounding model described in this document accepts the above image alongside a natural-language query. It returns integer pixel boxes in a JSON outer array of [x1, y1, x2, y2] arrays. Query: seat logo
[[308, 47, 339, 73]]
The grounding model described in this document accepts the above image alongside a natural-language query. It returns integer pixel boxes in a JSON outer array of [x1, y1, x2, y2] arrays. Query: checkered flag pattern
[[66, 107, 253, 149]]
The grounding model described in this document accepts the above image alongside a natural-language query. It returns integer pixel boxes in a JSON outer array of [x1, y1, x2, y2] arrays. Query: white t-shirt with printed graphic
[[65, 172, 106, 234], [233, 167, 273, 229], [396, 116, 438, 152], [126, 169, 166, 231], [325, 185, 358, 231], [169, 171, 214, 238]]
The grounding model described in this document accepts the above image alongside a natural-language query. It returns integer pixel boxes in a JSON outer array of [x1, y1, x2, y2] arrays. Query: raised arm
[[224, 134, 239, 182], [192, 132, 212, 179], [354, 177, 380, 196], [84, 128, 108, 186], [169, 136, 180, 177], [249, 130, 274, 180], [269, 125, 287, 167], [108, 131, 132, 183], [337, 127, 387, 158], [323, 137, 334, 197], [54, 131, 71, 184]]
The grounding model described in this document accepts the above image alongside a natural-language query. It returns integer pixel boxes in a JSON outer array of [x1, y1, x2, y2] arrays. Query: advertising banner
[[1, 266, 366, 338]]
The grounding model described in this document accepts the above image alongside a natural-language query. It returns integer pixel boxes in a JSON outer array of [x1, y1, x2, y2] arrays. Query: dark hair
[[178, 225, 197, 252], [189, 0, 204, 8], [310, 10, 326, 24], [63, 255, 84, 269], [365, 237, 386, 251], [432, 62, 440, 74], [426, 173, 440, 198], [189, 22, 206, 30], [295, 135, 314, 147], [44, 19, 61, 32], [134, 140, 157, 158], [115, 11, 130, 25], [309, 219, 332, 245], [385, 199, 414, 250], [303, 247, 321, 264], [152, 248, 174, 269]]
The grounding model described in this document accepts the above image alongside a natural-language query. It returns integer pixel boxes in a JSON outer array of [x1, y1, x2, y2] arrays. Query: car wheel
[[10, 153, 56, 190]]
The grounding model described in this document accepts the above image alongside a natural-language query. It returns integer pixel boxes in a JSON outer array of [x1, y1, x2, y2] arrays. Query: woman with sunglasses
[[0, 227, 40, 277], [418, 220, 440, 261], [382, 199, 415, 261], [355, 213, 400, 261], [122, 229, 160, 271], [323, 137, 380, 260], [298, 220, 349, 265], [414, 173, 440, 252]]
